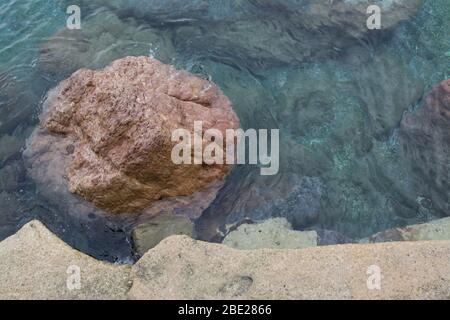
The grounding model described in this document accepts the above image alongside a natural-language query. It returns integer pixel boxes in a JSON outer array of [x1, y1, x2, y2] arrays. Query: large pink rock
[[25, 56, 240, 215]]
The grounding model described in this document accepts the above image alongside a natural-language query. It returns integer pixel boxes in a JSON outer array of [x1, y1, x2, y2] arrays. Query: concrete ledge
[[0, 220, 131, 300], [130, 236, 450, 299], [1, 220, 450, 300]]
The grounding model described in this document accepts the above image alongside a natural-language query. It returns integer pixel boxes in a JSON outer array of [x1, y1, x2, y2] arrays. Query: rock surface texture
[[2, 220, 450, 299], [25, 56, 239, 214], [130, 235, 450, 300], [0, 220, 131, 299], [222, 218, 317, 250]]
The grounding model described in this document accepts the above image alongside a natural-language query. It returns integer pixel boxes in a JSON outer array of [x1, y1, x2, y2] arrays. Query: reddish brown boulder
[[25, 56, 239, 214]]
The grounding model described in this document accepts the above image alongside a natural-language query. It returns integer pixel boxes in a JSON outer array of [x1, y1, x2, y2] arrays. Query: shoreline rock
[[0, 220, 131, 299], [2, 219, 450, 299], [130, 235, 450, 300]]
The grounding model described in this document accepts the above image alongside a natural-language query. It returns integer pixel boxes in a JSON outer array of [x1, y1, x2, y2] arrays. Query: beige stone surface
[[0, 220, 131, 300], [130, 235, 450, 300], [222, 218, 317, 250], [2, 220, 450, 300], [363, 217, 450, 243]]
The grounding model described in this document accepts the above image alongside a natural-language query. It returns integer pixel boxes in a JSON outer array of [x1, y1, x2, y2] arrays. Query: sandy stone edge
[[129, 236, 450, 300], [1, 220, 450, 300], [0, 220, 132, 300]]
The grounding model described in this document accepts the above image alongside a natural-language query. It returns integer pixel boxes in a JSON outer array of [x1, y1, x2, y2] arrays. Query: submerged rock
[[25, 56, 239, 215], [64, 0, 423, 68], [39, 11, 174, 76], [353, 48, 424, 140], [59, 0, 422, 25], [175, 0, 423, 68], [0, 192, 25, 238], [222, 218, 317, 250], [0, 161, 25, 192], [316, 229, 355, 246], [0, 135, 23, 165], [132, 214, 194, 256], [0, 220, 131, 299], [397, 79, 450, 214], [0, 72, 39, 135], [195, 172, 324, 242]]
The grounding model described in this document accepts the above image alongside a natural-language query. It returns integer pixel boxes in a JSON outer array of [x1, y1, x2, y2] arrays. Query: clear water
[[0, 0, 449, 262]]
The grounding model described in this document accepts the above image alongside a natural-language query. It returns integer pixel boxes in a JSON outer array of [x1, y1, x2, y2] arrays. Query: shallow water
[[0, 0, 449, 262]]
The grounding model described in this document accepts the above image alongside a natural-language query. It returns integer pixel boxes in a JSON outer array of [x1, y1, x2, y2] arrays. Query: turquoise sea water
[[0, 0, 449, 261]]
